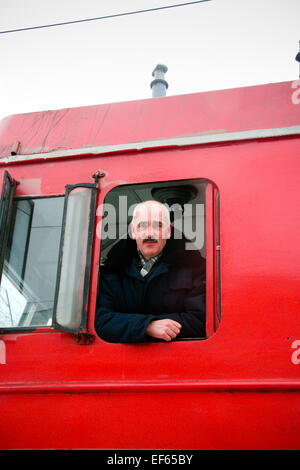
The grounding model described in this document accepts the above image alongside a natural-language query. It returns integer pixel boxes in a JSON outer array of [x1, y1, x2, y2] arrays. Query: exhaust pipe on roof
[[150, 64, 168, 97], [296, 41, 300, 78]]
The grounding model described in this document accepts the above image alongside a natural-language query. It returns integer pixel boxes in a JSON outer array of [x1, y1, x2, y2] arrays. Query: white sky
[[0, 0, 299, 121]]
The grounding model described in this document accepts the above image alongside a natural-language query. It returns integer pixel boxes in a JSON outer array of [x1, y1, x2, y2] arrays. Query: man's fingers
[[166, 328, 177, 339], [166, 320, 182, 335], [146, 319, 182, 341], [162, 325, 181, 341], [169, 327, 180, 337], [162, 333, 172, 342]]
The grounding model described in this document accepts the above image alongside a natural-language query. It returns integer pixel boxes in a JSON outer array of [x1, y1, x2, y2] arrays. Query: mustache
[[142, 238, 158, 243]]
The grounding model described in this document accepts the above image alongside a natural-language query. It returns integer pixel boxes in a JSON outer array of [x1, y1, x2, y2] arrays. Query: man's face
[[131, 202, 171, 260]]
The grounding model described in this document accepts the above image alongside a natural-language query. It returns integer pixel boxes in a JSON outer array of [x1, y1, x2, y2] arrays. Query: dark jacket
[[95, 235, 206, 343]]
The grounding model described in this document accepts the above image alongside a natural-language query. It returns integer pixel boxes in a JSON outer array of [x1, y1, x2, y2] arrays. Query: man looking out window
[[95, 200, 206, 343]]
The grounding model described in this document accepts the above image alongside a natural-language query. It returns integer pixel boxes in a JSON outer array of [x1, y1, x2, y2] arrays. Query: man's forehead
[[134, 203, 167, 220]]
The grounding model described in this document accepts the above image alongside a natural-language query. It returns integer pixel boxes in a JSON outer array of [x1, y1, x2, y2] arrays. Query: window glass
[[54, 186, 97, 332], [0, 197, 64, 328]]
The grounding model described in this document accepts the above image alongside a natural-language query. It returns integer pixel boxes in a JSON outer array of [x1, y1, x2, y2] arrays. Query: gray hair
[[132, 200, 170, 226]]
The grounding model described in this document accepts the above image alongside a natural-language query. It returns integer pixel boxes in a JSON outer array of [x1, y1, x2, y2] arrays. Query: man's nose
[[147, 225, 154, 238], [146, 222, 156, 238]]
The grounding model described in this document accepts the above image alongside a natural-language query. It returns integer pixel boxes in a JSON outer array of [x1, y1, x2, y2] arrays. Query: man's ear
[[130, 222, 136, 239], [167, 223, 172, 239]]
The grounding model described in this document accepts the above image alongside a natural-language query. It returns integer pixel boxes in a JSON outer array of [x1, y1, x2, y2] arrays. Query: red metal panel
[[0, 81, 298, 158], [1, 391, 300, 449], [0, 81, 300, 449]]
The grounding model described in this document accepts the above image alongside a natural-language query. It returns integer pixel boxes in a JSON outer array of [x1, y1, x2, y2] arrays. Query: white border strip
[[1, 125, 300, 164]]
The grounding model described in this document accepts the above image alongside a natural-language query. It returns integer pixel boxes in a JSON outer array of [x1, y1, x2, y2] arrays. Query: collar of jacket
[[125, 258, 169, 282], [102, 230, 205, 274]]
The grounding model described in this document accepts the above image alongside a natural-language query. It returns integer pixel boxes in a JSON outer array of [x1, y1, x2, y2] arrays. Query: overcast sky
[[0, 0, 299, 121]]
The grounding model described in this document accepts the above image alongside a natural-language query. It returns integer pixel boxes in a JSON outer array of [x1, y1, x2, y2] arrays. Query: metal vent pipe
[[150, 64, 168, 97], [296, 40, 300, 78]]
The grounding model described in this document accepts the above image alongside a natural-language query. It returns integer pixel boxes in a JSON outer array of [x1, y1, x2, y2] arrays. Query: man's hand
[[146, 319, 182, 342]]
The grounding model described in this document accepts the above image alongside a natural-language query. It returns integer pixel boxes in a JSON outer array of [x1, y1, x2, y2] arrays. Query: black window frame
[[0, 171, 18, 286]]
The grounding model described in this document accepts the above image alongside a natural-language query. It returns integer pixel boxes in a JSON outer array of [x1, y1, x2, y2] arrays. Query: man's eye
[[152, 221, 163, 229], [138, 222, 147, 229]]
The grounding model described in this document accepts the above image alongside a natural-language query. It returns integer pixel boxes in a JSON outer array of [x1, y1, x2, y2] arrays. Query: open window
[[53, 184, 98, 333], [0, 176, 98, 333], [97, 178, 220, 341]]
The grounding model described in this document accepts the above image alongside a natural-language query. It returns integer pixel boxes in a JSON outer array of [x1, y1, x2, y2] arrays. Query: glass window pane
[[54, 186, 96, 332], [0, 197, 64, 328]]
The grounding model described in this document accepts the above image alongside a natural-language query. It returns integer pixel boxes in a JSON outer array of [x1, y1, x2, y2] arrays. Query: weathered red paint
[[0, 80, 299, 450], [0, 81, 299, 159]]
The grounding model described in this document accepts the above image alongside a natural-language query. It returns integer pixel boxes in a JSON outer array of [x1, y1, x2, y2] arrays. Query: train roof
[[0, 80, 299, 162]]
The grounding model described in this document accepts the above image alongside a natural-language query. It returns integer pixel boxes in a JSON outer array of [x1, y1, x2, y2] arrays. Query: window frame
[[205, 183, 221, 337], [0, 170, 18, 286], [97, 177, 220, 341], [0, 177, 98, 335], [52, 183, 98, 334]]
